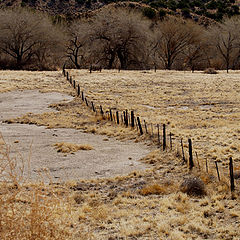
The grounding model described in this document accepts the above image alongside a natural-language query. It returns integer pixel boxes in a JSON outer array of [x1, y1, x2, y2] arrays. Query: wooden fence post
[[170, 132, 172, 150], [135, 117, 138, 131], [144, 120, 148, 134], [91, 101, 95, 112], [157, 124, 160, 147], [100, 105, 104, 116], [66, 72, 69, 81], [116, 111, 119, 124], [188, 139, 194, 170], [77, 85, 80, 96], [131, 111, 134, 128], [229, 157, 235, 192], [81, 91, 84, 101], [85, 97, 88, 107], [206, 159, 208, 173], [137, 117, 143, 135], [73, 80, 76, 89], [125, 110, 128, 127], [215, 161, 220, 181], [181, 138, 186, 162], [163, 124, 166, 151], [110, 109, 113, 121]]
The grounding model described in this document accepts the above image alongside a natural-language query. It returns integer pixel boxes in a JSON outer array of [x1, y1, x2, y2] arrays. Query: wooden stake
[[110, 109, 113, 121], [169, 132, 172, 150], [91, 101, 95, 112], [81, 91, 84, 101], [163, 124, 166, 151], [131, 111, 134, 128], [85, 97, 88, 106], [181, 138, 186, 162], [215, 161, 220, 181], [206, 159, 208, 173], [116, 111, 119, 124], [188, 139, 194, 170], [144, 120, 148, 134], [229, 157, 235, 192], [100, 105, 104, 116], [137, 117, 143, 135], [157, 124, 160, 147], [125, 110, 128, 127], [77, 85, 80, 96], [195, 152, 200, 169]]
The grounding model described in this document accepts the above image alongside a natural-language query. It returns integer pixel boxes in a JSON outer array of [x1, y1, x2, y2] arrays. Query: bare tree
[[89, 8, 152, 69], [0, 9, 65, 69], [66, 21, 91, 69], [208, 17, 240, 73], [154, 17, 201, 70]]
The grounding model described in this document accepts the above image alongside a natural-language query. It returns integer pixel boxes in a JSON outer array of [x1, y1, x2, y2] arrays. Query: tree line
[[1, 7, 240, 72]]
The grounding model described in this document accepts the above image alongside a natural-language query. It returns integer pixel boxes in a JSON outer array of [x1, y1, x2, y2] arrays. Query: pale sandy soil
[[0, 89, 151, 181]]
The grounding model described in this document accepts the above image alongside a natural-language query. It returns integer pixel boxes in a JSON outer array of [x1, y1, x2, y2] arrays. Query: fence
[[63, 67, 237, 194]]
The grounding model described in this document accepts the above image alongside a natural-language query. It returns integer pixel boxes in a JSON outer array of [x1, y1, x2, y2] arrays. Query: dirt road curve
[[0, 90, 151, 182]]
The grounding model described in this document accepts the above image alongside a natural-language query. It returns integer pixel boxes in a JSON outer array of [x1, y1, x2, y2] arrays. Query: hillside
[[0, 0, 239, 21]]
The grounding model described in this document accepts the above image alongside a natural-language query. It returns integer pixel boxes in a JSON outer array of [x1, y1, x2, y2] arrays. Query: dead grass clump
[[140, 184, 167, 196], [53, 142, 93, 153], [180, 176, 206, 197], [204, 68, 218, 74]]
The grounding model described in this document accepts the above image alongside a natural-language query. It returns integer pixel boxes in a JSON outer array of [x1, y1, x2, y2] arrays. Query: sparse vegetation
[[0, 69, 240, 239]]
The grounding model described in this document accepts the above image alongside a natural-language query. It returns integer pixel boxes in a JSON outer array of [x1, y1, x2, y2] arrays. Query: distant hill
[[0, 0, 239, 22]]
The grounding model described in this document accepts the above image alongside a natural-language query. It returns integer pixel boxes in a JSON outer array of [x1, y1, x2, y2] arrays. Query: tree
[[66, 21, 91, 69], [88, 8, 152, 69], [0, 9, 64, 69], [154, 17, 201, 70], [208, 17, 240, 72]]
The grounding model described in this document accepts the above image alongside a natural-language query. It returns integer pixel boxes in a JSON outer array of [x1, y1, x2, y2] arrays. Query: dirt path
[[0, 90, 151, 182]]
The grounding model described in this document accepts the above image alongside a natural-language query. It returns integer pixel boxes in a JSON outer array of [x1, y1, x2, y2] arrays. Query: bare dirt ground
[[0, 90, 151, 181]]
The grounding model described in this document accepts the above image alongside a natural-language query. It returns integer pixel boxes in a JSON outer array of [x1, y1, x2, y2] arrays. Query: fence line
[[62, 68, 237, 193]]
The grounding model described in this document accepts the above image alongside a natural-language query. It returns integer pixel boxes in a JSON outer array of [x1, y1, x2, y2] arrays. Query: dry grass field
[[0, 70, 240, 239]]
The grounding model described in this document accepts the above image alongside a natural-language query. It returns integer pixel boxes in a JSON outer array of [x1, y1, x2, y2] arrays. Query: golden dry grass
[[1, 69, 240, 239], [53, 142, 93, 153]]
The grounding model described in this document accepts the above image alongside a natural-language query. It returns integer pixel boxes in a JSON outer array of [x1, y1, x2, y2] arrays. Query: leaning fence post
[[188, 139, 194, 170], [110, 109, 113, 121], [85, 97, 88, 107], [163, 124, 166, 151], [229, 157, 235, 192], [144, 120, 148, 134], [137, 117, 143, 135], [181, 138, 186, 162], [91, 101, 95, 112], [215, 161, 220, 181]]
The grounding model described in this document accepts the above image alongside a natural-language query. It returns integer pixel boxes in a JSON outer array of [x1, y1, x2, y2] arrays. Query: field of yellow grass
[[0, 69, 240, 239]]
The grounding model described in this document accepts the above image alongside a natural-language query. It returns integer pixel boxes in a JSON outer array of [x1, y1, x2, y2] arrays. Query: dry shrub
[[53, 142, 93, 153], [180, 176, 206, 197], [204, 68, 218, 74], [140, 184, 166, 196], [0, 134, 71, 239]]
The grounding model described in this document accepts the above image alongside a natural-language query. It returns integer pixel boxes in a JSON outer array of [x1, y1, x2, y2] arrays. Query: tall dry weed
[[0, 133, 71, 240]]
